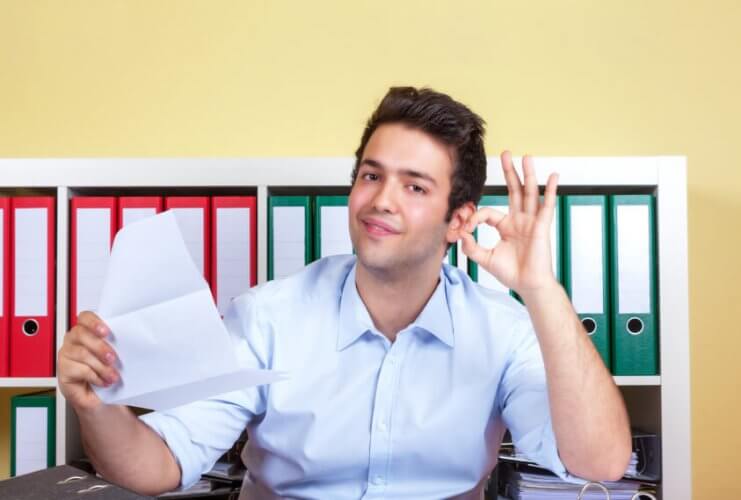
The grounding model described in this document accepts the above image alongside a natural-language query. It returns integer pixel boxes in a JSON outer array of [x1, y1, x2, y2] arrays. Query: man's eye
[[408, 184, 426, 194], [363, 173, 379, 181]]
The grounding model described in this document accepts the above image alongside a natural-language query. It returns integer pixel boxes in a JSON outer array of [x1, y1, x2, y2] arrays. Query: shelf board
[[614, 376, 661, 386], [0, 377, 57, 388]]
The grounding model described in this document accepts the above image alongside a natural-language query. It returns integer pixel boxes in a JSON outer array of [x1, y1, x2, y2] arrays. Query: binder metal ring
[[631, 493, 657, 500], [57, 475, 85, 484], [77, 484, 110, 494], [577, 481, 610, 499], [626, 316, 644, 335]]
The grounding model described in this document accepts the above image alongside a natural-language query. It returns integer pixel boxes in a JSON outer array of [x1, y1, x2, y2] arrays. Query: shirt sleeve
[[139, 291, 270, 489], [497, 316, 584, 484]]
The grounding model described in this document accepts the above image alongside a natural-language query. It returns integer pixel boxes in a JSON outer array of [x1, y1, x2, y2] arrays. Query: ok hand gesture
[[460, 151, 559, 297]]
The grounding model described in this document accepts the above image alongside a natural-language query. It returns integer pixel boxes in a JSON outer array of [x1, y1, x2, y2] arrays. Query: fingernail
[[97, 324, 108, 336], [105, 352, 115, 364]]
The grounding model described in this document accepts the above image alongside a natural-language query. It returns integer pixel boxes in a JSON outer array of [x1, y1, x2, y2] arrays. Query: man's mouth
[[361, 217, 401, 236]]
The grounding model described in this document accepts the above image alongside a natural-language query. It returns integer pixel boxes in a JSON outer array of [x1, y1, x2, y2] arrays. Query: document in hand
[[92, 210, 286, 411]]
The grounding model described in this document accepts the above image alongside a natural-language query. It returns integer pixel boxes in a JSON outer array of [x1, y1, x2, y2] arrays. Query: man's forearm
[[78, 404, 181, 495], [520, 280, 632, 481]]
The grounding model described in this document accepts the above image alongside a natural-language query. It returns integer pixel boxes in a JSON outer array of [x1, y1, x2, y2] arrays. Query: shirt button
[[387, 357, 396, 366], [378, 420, 387, 431], [372, 475, 384, 485]]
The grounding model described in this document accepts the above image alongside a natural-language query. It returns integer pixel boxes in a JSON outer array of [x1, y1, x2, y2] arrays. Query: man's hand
[[58, 311, 120, 412], [460, 150, 559, 297]]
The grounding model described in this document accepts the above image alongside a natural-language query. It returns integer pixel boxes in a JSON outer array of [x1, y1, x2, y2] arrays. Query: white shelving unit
[[0, 156, 690, 499]]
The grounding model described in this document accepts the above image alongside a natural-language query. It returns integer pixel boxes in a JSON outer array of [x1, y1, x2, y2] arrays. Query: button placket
[[362, 334, 410, 498]]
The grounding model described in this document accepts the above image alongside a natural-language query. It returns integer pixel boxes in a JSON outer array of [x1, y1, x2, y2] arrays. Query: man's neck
[[354, 258, 441, 342]]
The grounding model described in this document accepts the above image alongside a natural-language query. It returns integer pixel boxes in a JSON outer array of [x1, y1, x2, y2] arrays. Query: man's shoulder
[[444, 264, 530, 324], [248, 255, 355, 307]]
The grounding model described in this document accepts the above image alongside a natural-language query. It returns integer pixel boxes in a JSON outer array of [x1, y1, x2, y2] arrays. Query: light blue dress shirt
[[140, 255, 572, 499]]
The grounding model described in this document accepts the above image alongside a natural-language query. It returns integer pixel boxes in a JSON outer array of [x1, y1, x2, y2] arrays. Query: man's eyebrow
[[399, 169, 437, 186], [359, 158, 384, 169], [359, 158, 437, 186]]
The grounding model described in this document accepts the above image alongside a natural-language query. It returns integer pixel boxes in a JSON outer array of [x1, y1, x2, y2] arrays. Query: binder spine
[[10, 197, 56, 377], [117, 196, 163, 230], [313, 195, 350, 259], [70, 197, 116, 327], [0, 198, 9, 376], [10, 391, 56, 477], [164, 196, 211, 284], [211, 196, 257, 315], [610, 194, 658, 376], [268, 195, 313, 281], [562, 195, 611, 369]]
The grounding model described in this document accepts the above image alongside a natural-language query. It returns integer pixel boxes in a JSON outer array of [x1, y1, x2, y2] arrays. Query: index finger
[[76, 311, 110, 337], [464, 207, 507, 232]]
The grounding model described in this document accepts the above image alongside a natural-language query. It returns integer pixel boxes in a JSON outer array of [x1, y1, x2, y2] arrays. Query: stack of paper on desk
[[93, 210, 285, 411], [503, 470, 654, 500]]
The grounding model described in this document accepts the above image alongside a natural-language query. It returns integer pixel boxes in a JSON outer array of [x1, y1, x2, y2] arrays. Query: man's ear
[[446, 202, 476, 243]]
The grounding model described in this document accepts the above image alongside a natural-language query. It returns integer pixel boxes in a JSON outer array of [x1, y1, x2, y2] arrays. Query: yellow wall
[[1, 0, 738, 496]]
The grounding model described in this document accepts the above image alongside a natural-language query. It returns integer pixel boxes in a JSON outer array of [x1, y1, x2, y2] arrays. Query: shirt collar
[[337, 263, 455, 351]]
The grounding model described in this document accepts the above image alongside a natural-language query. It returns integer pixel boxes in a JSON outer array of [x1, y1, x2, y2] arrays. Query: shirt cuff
[[139, 412, 203, 490], [533, 414, 586, 485]]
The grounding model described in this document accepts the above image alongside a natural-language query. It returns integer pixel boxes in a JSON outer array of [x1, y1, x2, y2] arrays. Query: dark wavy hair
[[352, 87, 487, 221]]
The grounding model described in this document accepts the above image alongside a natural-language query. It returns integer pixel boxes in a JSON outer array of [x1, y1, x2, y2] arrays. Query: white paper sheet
[[93, 210, 285, 411], [171, 207, 205, 276]]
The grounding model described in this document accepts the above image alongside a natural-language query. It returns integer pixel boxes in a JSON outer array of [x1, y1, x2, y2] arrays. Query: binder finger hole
[[22, 319, 39, 336], [627, 317, 644, 335], [582, 317, 597, 336]]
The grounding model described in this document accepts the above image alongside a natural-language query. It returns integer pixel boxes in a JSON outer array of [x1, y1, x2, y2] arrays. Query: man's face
[[349, 122, 457, 274]]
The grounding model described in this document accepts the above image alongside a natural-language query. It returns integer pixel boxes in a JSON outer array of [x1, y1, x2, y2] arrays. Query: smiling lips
[[361, 217, 401, 236]]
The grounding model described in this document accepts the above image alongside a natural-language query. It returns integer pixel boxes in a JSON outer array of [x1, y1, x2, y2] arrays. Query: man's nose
[[372, 180, 399, 214]]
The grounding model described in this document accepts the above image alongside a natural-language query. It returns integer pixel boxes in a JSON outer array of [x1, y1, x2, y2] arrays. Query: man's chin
[[355, 251, 401, 274]]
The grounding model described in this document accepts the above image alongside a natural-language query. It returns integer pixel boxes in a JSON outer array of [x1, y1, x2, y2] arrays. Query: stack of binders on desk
[[500, 467, 656, 500], [496, 429, 660, 499], [0, 464, 149, 499]]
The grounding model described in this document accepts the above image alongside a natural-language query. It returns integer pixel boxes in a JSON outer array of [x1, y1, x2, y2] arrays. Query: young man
[[58, 87, 631, 499]]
